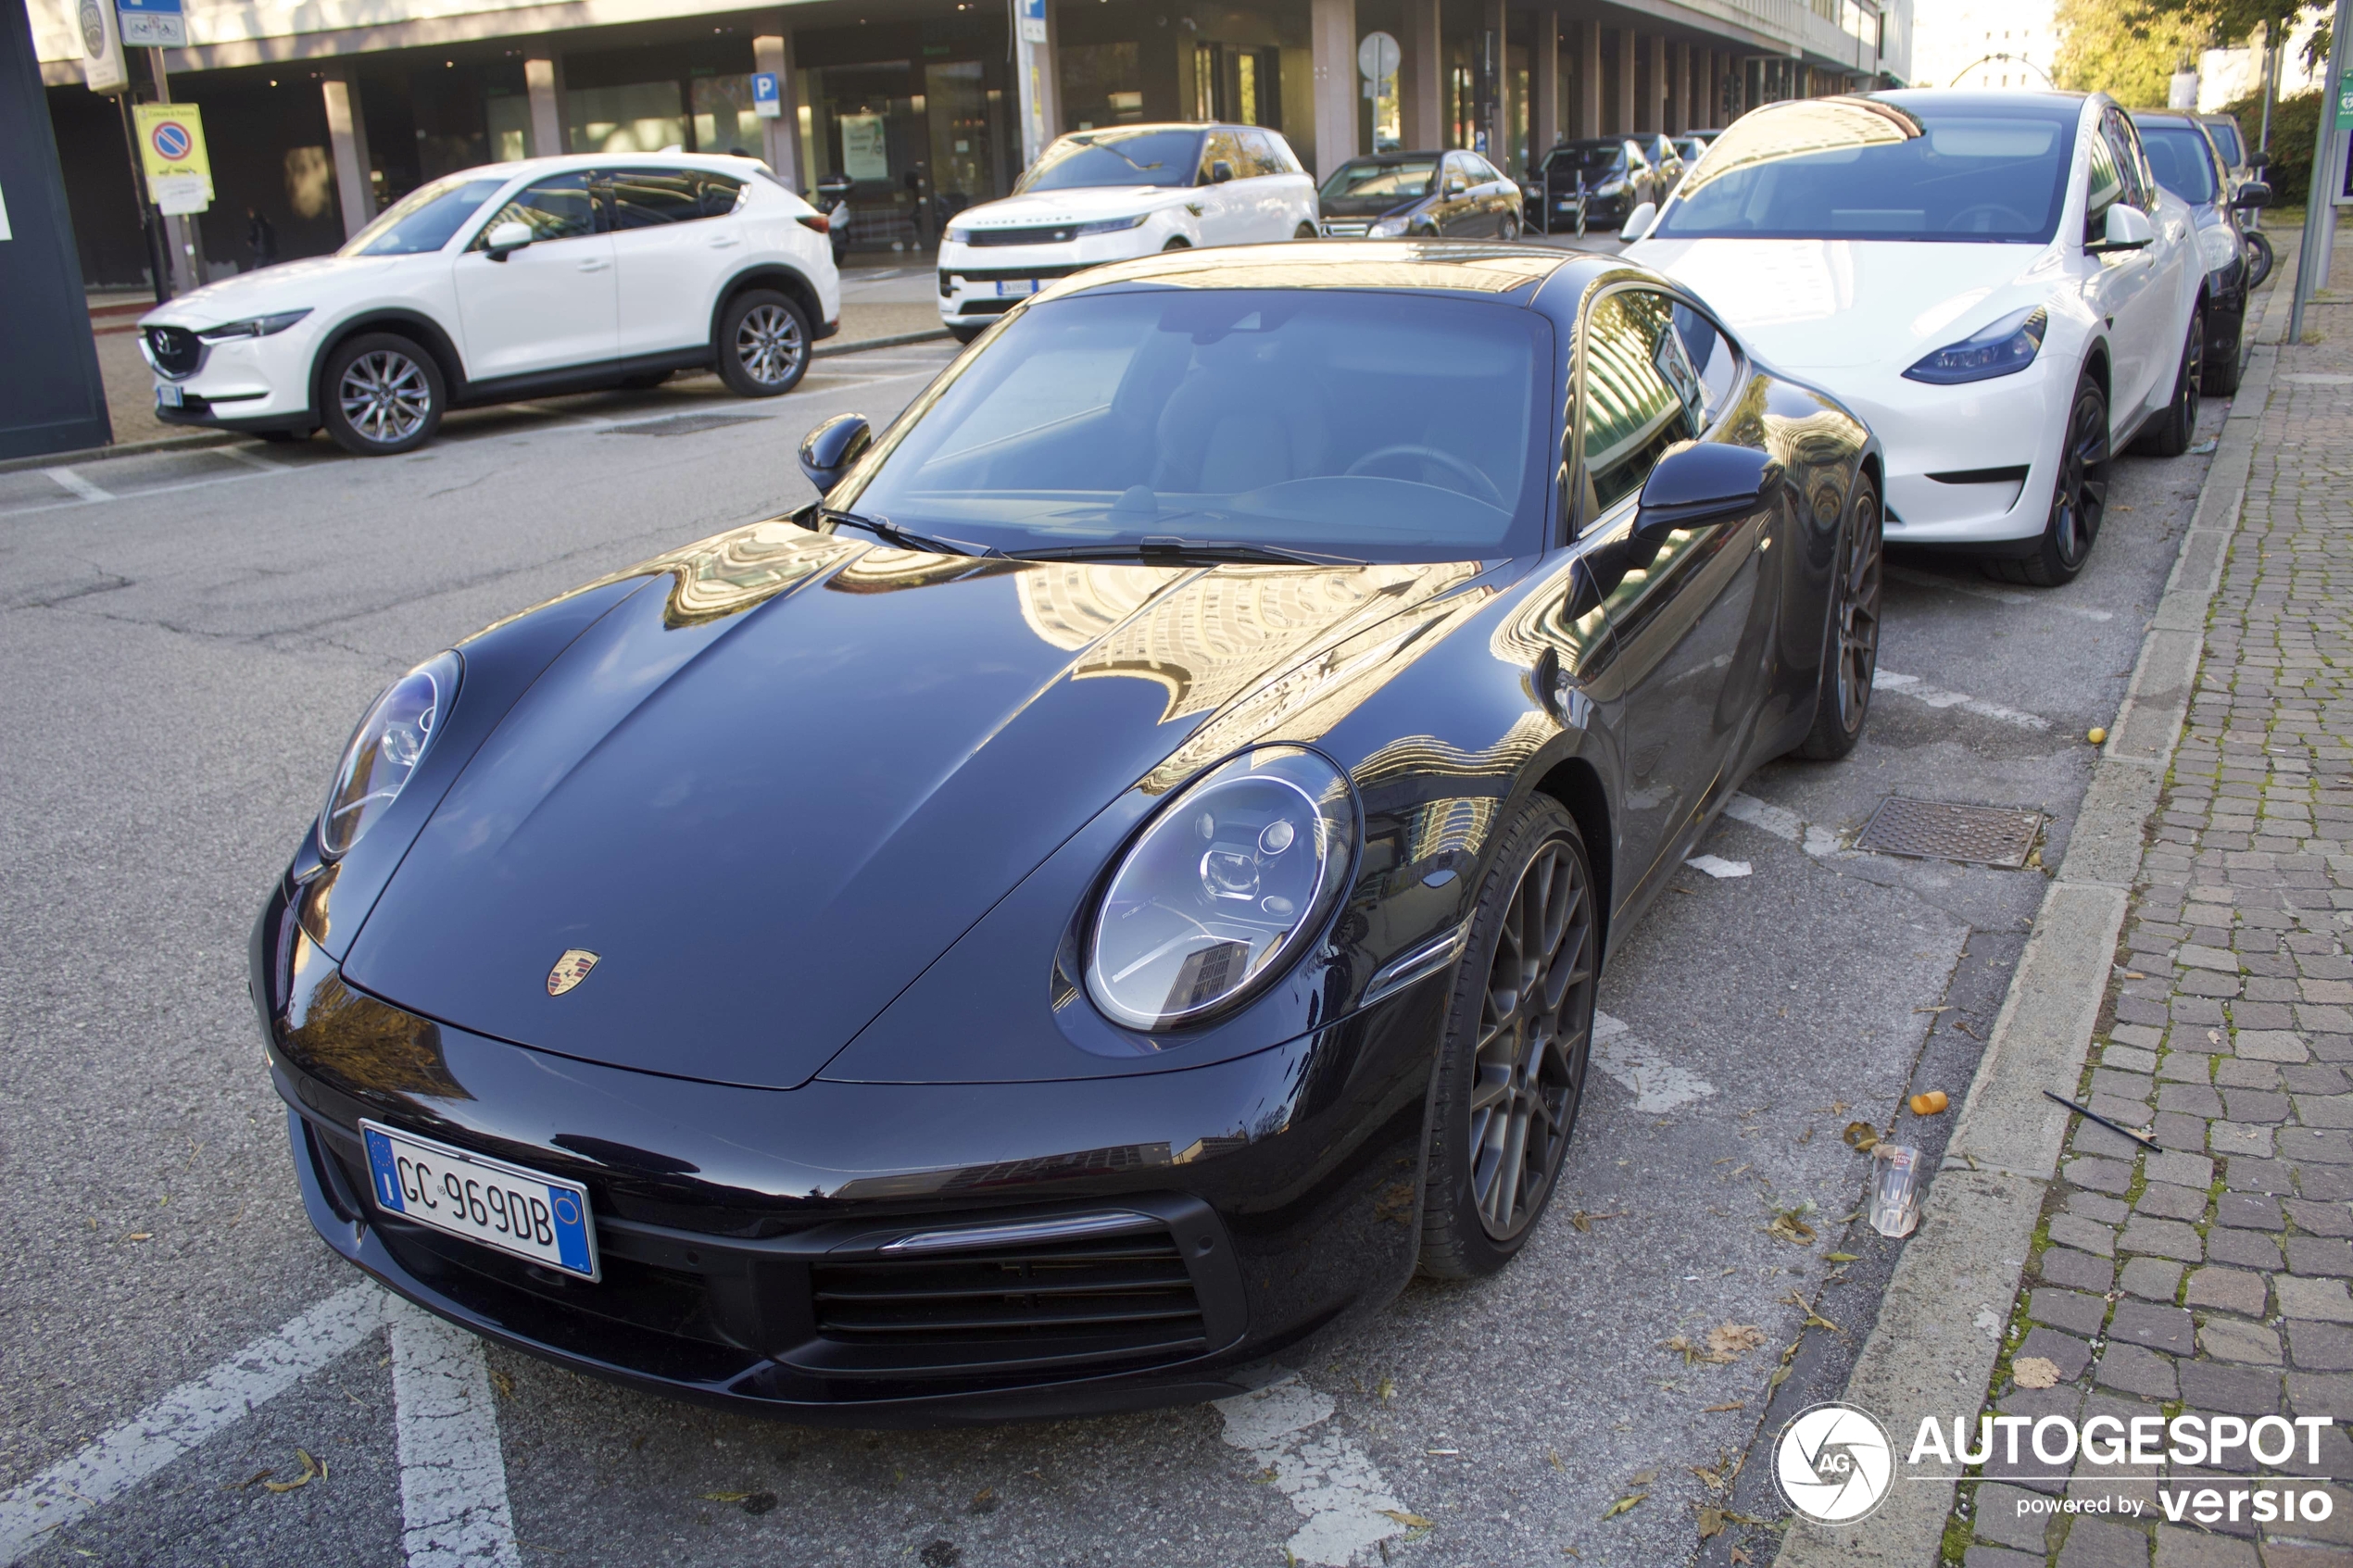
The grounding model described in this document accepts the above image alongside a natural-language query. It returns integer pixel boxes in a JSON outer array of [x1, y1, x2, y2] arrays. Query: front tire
[[948, 322, 986, 345], [1294, 221, 1317, 239], [1985, 371, 2107, 587], [321, 333, 443, 457], [2244, 231, 2274, 291], [1419, 796, 1598, 1281], [2201, 307, 2245, 395], [2133, 307, 2203, 458], [1499, 211, 1521, 242], [1792, 476, 1882, 760], [716, 290, 810, 398]]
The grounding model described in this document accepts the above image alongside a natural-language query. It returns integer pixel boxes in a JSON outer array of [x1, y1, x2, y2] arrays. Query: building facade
[[1909, 0, 2056, 92], [36, 0, 1910, 287]]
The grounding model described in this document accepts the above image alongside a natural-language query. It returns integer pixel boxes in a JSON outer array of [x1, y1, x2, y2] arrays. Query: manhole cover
[[1854, 798, 2044, 868], [611, 412, 766, 437]]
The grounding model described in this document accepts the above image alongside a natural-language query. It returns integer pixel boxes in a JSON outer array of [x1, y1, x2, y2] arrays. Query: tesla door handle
[[577, 258, 610, 272]]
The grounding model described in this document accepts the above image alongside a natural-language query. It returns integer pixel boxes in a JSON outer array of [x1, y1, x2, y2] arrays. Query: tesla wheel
[[2245, 231, 2274, 291], [321, 333, 443, 457], [1793, 475, 1882, 761], [716, 290, 810, 398], [1986, 372, 2108, 587], [1499, 211, 1521, 241], [948, 323, 986, 345], [2202, 307, 2245, 396], [1419, 796, 1597, 1280], [2133, 307, 2203, 458]]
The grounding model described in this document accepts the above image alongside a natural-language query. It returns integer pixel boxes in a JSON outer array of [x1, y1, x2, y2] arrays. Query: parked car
[[2191, 111, 2274, 289], [1524, 138, 1664, 233], [1318, 149, 1521, 240], [258, 240, 1882, 1424], [1673, 132, 1720, 173], [936, 123, 1316, 343], [1629, 90, 2204, 586], [2133, 108, 2271, 395], [138, 154, 840, 457], [1640, 133, 1690, 195]]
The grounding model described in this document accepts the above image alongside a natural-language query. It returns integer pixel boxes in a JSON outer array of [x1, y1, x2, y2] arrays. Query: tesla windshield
[[839, 289, 1551, 562], [1655, 97, 2078, 243], [2140, 125, 2218, 203], [341, 174, 508, 257], [1016, 130, 1203, 193]]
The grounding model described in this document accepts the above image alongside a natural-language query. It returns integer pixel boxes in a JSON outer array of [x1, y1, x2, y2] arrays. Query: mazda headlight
[[1368, 215, 1411, 238], [1087, 746, 1357, 1031], [196, 309, 312, 342], [319, 651, 459, 858], [1074, 214, 1150, 235], [1904, 307, 2047, 385]]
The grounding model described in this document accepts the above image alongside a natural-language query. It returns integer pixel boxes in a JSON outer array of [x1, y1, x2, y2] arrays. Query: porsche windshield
[[1016, 130, 1202, 193], [840, 289, 1551, 562], [1655, 97, 2078, 243]]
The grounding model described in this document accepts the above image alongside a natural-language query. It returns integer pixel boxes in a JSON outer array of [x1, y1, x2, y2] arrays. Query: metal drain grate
[[1854, 798, 2044, 868], [611, 412, 767, 438]]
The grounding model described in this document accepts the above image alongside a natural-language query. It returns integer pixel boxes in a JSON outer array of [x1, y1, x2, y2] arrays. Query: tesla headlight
[[1073, 213, 1150, 235], [319, 650, 459, 858], [1087, 746, 1357, 1031], [1904, 307, 2047, 385], [196, 309, 312, 342], [1368, 215, 1411, 238]]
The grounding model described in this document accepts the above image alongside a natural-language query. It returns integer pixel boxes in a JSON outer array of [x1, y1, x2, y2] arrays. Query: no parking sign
[[133, 101, 212, 214]]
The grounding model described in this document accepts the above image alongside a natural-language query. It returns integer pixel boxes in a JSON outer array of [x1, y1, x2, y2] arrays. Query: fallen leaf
[[970, 1487, 998, 1515], [2012, 1355, 2062, 1390], [701, 1491, 755, 1504], [1706, 1323, 1766, 1361], [1629, 1470, 1657, 1485], [1601, 1493, 1647, 1520], [1561, 1549, 1582, 1561], [1704, 1401, 1744, 1413], [1256, 1464, 1278, 1483], [260, 1449, 324, 1494], [1698, 1507, 1725, 1539], [1378, 1510, 1434, 1528], [1913, 1005, 1950, 1013], [123, 1233, 153, 1243], [1841, 1122, 1881, 1153], [1375, 1375, 1395, 1402], [1824, 1252, 1860, 1263], [221, 1469, 274, 1491], [1730, 1548, 1754, 1565], [1568, 1209, 1626, 1232], [1766, 1209, 1816, 1245], [1767, 1365, 1792, 1390], [1548, 1449, 1566, 1472], [1795, 1126, 1815, 1145], [487, 1369, 514, 1399], [2125, 971, 2146, 980], [1783, 1292, 1839, 1332]]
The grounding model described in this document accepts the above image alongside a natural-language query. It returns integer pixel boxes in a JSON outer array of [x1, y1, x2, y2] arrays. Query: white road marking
[[1872, 668, 2052, 731], [210, 445, 292, 473], [389, 1303, 522, 1568], [43, 467, 113, 503], [1884, 563, 2113, 621], [1214, 1373, 1410, 1566], [1591, 1010, 1718, 1113], [0, 1285, 387, 1564], [1724, 792, 1845, 859], [1685, 854, 1751, 879]]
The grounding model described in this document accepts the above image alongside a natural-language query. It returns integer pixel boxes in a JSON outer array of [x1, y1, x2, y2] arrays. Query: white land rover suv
[[138, 153, 841, 456], [937, 123, 1317, 342]]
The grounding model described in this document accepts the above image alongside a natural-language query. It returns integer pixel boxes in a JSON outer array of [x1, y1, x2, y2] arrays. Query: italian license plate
[[993, 279, 1038, 297], [360, 1120, 598, 1280], [156, 382, 182, 408]]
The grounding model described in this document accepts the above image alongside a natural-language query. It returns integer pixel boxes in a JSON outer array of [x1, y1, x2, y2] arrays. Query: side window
[[1236, 131, 1283, 178], [1669, 302, 1740, 421], [698, 173, 746, 218], [1262, 132, 1304, 174], [1579, 289, 1705, 514], [2082, 130, 2124, 245], [604, 169, 705, 229], [1471, 155, 1506, 184], [479, 171, 598, 245], [1624, 141, 1647, 170], [2104, 111, 2152, 209], [1199, 132, 1244, 183]]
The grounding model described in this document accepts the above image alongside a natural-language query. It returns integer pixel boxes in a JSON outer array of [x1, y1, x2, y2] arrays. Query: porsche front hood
[[342, 522, 1476, 1090]]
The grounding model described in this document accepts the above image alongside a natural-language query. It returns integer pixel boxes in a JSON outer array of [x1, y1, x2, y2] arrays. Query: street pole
[[116, 89, 170, 304], [146, 44, 205, 295], [2289, 0, 2353, 339]]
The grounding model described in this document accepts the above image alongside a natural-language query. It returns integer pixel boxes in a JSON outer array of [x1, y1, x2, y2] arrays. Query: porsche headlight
[[1368, 215, 1411, 238], [1904, 307, 2047, 385], [319, 650, 459, 858], [1087, 746, 1356, 1031]]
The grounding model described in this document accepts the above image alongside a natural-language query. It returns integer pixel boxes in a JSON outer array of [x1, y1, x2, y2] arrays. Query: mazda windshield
[[1655, 95, 2079, 243], [834, 288, 1552, 563], [341, 173, 508, 257]]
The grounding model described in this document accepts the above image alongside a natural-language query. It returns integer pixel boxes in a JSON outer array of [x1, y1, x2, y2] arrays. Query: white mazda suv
[[1627, 91, 2204, 585], [137, 153, 841, 456], [937, 123, 1317, 342]]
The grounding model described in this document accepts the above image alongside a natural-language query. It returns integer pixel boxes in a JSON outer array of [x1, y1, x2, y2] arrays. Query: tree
[[2222, 86, 2324, 196], [2053, 0, 2217, 104]]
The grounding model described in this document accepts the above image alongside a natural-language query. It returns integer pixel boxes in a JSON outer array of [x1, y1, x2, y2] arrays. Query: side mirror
[[1208, 160, 1235, 184], [2232, 180, 2273, 209], [799, 413, 872, 495], [2246, 150, 2270, 170], [484, 220, 533, 261], [2090, 203, 2154, 253], [1632, 442, 1779, 542], [1444, 178, 1466, 197], [1619, 201, 1657, 243]]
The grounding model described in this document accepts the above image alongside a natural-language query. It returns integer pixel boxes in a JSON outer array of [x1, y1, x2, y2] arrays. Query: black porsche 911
[[257, 241, 1883, 1425]]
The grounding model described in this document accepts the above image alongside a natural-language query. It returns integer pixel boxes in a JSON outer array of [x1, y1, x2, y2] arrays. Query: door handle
[[710, 235, 742, 249], [577, 258, 610, 272]]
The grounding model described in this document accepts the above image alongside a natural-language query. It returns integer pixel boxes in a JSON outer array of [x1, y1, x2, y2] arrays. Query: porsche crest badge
[[547, 949, 600, 997]]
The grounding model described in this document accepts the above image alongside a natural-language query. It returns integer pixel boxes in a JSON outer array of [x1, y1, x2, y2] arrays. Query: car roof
[[2131, 109, 2199, 125], [1051, 239, 1591, 301], [1336, 151, 1445, 161], [440, 151, 780, 182], [1865, 87, 2090, 114]]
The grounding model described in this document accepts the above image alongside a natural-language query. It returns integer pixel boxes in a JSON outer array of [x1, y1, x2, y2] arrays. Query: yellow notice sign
[[133, 102, 213, 213]]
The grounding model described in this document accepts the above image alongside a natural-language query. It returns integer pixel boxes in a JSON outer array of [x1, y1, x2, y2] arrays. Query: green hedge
[[2216, 88, 2325, 202]]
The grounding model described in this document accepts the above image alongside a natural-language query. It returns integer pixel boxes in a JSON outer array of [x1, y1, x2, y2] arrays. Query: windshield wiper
[[1007, 538, 1363, 567], [823, 508, 1000, 558]]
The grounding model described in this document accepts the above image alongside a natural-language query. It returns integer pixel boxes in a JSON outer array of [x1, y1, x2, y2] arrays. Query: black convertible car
[[257, 242, 1883, 1425]]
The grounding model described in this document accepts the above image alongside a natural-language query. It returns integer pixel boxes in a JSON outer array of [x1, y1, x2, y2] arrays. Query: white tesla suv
[[937, 123, 1317, 343], [137, 153, 841, 456], [1627, 91, 2203, 585]]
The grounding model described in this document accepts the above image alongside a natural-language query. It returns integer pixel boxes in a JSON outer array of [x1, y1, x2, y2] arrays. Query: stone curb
[[1774, 275, 2297, 1564], [0, 329, 951, 480]]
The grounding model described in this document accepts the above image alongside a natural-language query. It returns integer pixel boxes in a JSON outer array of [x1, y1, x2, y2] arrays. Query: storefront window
[[568, 82, 686, 154], [1060, 43, 1142, 132], [691, 76, 762, 157]]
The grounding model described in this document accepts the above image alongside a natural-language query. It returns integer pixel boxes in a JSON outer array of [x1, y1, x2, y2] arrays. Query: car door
[[604, 167, 744, 358], [451, 171, 618, 379], [1195, 132, 1252, 245], [1569, 285, 1772, 896], [1234, 131, 1293, 239], [2082, 113, 2167, 424], [1465, 154, 1513, 233], [1435, 155, 1478, 235]]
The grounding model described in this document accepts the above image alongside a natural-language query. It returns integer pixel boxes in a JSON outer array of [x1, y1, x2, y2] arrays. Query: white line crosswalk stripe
[[1872, 668, 2052, 731], [43, 467, 113, 503], [389, 1304, 522, 1568]]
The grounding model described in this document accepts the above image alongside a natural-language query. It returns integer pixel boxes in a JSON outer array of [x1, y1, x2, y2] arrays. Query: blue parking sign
[[751, 70, 781, 119]]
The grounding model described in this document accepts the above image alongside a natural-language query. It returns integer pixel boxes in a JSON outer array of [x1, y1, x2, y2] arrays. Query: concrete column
[[1308, 0, 1356, 178], [524, 56, 564, 157], [1613, 29, 1633, 134], [753, 31, 803, 189], [1530, 8, 1558, 160], [321, 73, 374, 242], [1015, 2, 1060, 167], [1638, 31, 1661, 132], [1575, 18, 1599, 138], [1665, 38, 1686, 134], [1402, 0, 1441, 151]]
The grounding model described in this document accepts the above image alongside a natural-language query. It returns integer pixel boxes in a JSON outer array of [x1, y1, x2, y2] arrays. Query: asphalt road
[[0, 330, 2224, 1568]]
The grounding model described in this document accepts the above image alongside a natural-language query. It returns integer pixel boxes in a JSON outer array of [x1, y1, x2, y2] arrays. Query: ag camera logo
[[1775, 1402, 1894, 1525]]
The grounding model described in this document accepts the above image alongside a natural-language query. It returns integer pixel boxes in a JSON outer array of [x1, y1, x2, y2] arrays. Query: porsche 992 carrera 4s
[[256, 241, 1884, 1424]]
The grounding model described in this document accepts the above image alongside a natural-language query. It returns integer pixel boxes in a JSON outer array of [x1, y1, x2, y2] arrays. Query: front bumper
[[139, 322, 320, 433], [255, 879, 1435, 1424], [936, 234, 1157, 323], [1824, 355, 2067, 551]]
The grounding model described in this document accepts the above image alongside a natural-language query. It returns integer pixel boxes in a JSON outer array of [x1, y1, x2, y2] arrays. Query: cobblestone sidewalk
[[1946, 292, 2353, 1566]]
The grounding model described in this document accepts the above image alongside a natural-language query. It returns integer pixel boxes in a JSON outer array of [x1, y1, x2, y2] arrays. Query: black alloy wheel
[[2133, 308, 2204, 458], [1793, 477, 1882, 760], [1987, 373, 2108, 587], [321, 332, 444, 457], [1499, 210, 1521, 242], [716, 289, 810, 398], [1419, 796, 1597, 1279]]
